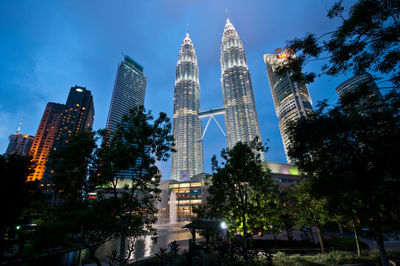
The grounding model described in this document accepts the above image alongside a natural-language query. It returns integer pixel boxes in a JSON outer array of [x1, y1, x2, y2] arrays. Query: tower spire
[[16, 118, 23, 134], [186, 24, 189, 37], [225, 9, 229, 21]]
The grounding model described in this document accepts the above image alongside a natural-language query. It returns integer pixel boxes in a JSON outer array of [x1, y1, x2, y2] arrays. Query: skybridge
[[198, 107, 226, 141]]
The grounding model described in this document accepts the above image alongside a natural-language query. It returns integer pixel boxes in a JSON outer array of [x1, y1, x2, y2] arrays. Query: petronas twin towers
[[171, 18, 263, 180]]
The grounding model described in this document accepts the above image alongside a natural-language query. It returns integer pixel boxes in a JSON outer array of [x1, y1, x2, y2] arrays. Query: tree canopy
[[206, 138, 278, 249], [287, 87, 400, 265], [281, 0, 400, 87]]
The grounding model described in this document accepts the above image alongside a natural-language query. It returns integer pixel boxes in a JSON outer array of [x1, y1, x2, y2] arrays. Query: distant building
[[29, 103, 65, 181], [106, 55, 146, 136], [262, 161, 300, 189], [264, 50, 313, 163], [171, 33, 204, 181], [159, 162, 299, 221], [220, 18, 264, 159], [5, 120, 34, 156], [167, 174, 209, 220], [336, 72, 380, 100]]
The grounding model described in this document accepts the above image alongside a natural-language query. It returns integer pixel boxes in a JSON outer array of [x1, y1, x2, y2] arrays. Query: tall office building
[[5, 120, 34, 156], [29, 103, 65, 181], [29, 86, 95, 182], [106, 55, 146, 136], [336, 72, 380, 100], [54, 86, 94, 149], [171, 33, 203, 181], [220, 18, 264, 159], [264, 49, 313, 163]]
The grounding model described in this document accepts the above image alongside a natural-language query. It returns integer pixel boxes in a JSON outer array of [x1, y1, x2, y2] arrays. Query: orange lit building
[[29, 86, 94, 182], [29, 103, 65, 181]]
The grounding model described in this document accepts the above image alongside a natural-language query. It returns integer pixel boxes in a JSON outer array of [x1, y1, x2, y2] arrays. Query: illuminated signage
[[277, 52, 288, 59]]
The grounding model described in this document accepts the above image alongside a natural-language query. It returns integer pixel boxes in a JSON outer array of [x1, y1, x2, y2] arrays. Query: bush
[[273, 250, 400, 266], [252, 239, 317, 249]]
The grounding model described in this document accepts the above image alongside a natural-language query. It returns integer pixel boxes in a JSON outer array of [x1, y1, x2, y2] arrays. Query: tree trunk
[[242, 210, 247, 250], [286, 227, 293, 242], [376, 234, 389, 266], [309, 226, 316, 243], [316, 226, 325, 254], [119, 215, 127, 265], [337, 221, 343, 234], [272, 231, 278, 248], [89, 247, 101, 266], [351, 221, 361, 256]]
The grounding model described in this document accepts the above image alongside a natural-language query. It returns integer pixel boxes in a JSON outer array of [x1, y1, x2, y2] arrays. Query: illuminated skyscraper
[[5, 120, 34, 156], [171, 33, 203, 181], [29, 103, 65, 181], [54, 86, 94, 149], [106, 56, 146, 136], [220, 18, 264, 158], [264, 49, 313, 163], [29, 86, 95, 182]]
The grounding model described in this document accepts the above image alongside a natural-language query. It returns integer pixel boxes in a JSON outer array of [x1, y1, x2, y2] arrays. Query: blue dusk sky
[[0, 0, 357, 178]]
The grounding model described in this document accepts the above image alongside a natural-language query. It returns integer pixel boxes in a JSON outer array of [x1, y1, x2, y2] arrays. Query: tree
[[292, 180, 332, 254], [32, 131, 117, 266], [0, 153, 37, 256], [94, 106, 174, 264], [287, 88, 400, 266], [281, 0, 400, 88], [48, 131, 97, 204], [206, 138, 274, 250]]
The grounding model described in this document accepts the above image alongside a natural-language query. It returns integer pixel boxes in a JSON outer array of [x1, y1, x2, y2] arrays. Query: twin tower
[[171, 18, 263, 180]]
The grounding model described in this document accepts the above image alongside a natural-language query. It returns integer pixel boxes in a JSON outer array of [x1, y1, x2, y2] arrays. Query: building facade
[[171, 33, 204, 181], [54, 86, 94, 149], [29, 86, 95, 182], [264, 50, 313, 163], [106, 55, 146, 136], [220, 18, 264, 158], [29, 103, 65, 181], [5, 120, 34, 156], [336, 72, 380, 100], [6, 134, 34, 156], [167, 173, 209, 220]]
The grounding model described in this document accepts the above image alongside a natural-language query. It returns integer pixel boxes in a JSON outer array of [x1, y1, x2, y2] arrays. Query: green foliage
[[206, 138, 277, 249], [273, 250, 400, 266], [93, 105, 174, 262], [287, 87, 400, 264], [0, 153, 39, 255], [49, 131, 97, 203], [284, 0, 400, 87]]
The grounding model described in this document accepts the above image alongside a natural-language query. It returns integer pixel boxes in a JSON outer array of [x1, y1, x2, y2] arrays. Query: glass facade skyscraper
[[264, 50, 313, 163], [336, 72, 380, 100], [171, 33, 203, 181], [106, 56, 146, 136], [220, 18, 264, 158]]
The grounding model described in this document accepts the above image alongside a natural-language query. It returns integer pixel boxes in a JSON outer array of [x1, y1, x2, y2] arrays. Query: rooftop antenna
[[225, 9, 229, 21], [16, 118, 23, 134], [186, 24, 189, 37]]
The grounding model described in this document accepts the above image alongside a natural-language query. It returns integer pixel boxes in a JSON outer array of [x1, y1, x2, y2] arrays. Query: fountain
[[169, 192, 177, 224]]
